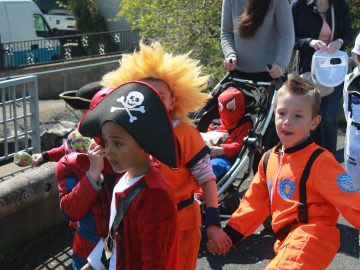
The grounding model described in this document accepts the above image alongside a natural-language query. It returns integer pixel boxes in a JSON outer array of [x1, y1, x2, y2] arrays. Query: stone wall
[[0, 163, 65, 248]]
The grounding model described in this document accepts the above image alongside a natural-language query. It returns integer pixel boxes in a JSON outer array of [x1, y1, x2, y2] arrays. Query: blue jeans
[[72, 253, 87, 270], [211, 156, 232, 181], [311, 83, 343, 155]]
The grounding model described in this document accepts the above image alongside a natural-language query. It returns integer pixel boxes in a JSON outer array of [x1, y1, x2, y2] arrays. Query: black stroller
[[193, 71, 285, 219]]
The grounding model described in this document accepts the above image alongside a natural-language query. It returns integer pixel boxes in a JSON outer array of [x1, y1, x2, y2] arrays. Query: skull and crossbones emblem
[[110, 91, 146, 122]]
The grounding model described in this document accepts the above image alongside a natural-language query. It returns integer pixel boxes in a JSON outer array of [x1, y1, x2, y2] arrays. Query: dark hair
[[237, 0, 271, 38]]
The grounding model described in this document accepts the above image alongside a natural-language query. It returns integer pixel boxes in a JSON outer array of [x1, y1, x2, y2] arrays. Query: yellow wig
[[101, 42, 210, 125]]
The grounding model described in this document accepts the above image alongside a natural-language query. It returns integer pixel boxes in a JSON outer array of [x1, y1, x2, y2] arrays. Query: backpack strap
[[298, 148, 324, 223], [262, 149, 272, 178], [101, 181, 147, 267], [274, 147, 325, 240]]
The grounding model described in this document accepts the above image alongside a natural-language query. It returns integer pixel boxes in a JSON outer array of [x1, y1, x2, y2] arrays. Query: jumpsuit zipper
[[271, 149, 285, 204]]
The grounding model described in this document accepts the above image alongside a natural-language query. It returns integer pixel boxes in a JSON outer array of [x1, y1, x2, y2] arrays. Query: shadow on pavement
[[198, 220, 358, 269], [198, 230, 275, 269], [337, 223, 359, 258], [2, 224, 73, 270]]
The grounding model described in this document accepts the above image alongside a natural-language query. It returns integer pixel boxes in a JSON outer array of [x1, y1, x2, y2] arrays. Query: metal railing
[[0, 29, 140, 70], [0, 76, 40, 163]]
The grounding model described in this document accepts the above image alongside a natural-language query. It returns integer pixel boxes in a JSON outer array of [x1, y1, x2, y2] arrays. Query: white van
[[44, 9, 77, 35], [0, 0, 61, 69]]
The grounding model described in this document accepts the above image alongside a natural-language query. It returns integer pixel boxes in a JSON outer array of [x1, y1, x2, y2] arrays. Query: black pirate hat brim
[[79, 81, 178, 169], [59, 82, 102, 110], [59, 91, 91, 110], [347, 73, 360, 95]]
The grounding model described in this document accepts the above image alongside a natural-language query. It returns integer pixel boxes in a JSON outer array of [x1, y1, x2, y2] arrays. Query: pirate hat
[[79, 81, 178, 168], [59, 81, 103, 110], [347, 73, 360, 95]]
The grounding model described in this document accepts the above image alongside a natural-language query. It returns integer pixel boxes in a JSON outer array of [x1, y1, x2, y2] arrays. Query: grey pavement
[[3, 127, 359, 270], [1, 100, 358, 269]]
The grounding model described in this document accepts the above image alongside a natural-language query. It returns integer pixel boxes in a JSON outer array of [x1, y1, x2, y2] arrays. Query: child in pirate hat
[[31, 81, 102, 167], [343, 32, 360, 184], [78, 81, 179, 269], [100, 41, 231, 269]]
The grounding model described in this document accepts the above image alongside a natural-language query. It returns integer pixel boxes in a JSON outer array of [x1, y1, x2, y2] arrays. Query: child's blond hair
[[101, 41, 210, 125], [277, 74, 321, 117]]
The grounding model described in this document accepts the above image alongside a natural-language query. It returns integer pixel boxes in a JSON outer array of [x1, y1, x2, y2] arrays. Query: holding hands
[[206, 226, 232, 255]]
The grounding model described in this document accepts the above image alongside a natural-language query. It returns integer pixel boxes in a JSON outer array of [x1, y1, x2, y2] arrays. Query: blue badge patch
[[279, 179, 296, 199], [267, 179, 273, 201], [337, 173, 360, 192], [267, 179, 273, 191]]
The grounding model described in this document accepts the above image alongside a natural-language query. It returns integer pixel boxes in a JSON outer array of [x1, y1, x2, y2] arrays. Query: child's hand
[[31, 153, 44, 167], [88, 142, 105, 181], [206, 225, 232, 254], [209, 146, 225, 158], [80, 263, 95, 270]]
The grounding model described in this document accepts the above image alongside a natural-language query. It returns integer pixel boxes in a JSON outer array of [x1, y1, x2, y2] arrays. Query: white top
[[87, 173, 143, 269]]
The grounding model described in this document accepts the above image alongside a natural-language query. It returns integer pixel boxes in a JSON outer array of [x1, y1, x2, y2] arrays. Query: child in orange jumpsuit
[[209, 74, 360, 269], [100, 42, 231, 269]]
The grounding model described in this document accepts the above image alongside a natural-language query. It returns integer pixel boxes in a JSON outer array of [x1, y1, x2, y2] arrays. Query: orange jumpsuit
[[159, 121, 214, 270], [224, 139, 360, 270]]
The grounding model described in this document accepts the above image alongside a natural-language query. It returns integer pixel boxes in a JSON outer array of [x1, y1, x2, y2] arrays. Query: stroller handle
[[228, 70, 286, 87], [232, 77, 271, 86]]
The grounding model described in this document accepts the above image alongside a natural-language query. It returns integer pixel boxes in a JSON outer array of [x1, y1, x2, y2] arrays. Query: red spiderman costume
[[55, 88, 114, 270], [56, 152, 119, 269], [207, 87, 252, 179]]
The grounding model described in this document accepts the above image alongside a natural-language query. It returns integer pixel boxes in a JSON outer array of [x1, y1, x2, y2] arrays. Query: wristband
[[223, 225, 244, 247], [205, 207, 221, 227], [41, 151, 49, 163]]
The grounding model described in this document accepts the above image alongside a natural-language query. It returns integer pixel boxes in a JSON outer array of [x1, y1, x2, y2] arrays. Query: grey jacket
[[221, 0, 295, 73]]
